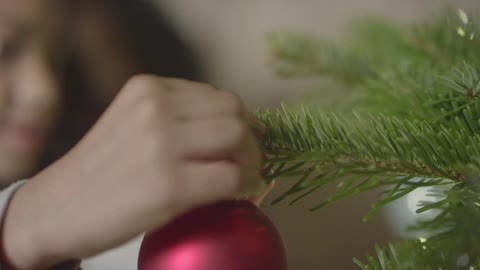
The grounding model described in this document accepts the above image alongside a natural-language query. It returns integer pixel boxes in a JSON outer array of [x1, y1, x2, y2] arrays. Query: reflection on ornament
[[138, 200, 287, 270]]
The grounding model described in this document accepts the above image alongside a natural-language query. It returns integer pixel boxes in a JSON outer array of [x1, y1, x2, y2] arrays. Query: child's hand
[[2, 75, 266, 269]]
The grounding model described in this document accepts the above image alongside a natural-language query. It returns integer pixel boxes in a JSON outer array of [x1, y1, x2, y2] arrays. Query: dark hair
[[39, 0, 200, 170]]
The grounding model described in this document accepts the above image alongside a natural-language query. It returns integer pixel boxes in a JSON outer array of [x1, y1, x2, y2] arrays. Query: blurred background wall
[[153, 1, 480, 269]]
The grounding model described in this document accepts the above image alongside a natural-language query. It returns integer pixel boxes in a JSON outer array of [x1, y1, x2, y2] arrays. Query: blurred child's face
[[0, 0, 63, 183]]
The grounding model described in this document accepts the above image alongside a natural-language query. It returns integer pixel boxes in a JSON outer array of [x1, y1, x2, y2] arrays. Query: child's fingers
[[246, 112, 267, 139]]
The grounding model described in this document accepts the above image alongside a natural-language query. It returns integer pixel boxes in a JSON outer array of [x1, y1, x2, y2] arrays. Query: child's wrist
[[0, 181, 72, 269], [1, 184, 45, 269]]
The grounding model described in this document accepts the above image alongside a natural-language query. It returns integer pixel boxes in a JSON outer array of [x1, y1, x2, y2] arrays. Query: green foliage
[[266, 30, 370, 82], [259, 8, 480, 269]]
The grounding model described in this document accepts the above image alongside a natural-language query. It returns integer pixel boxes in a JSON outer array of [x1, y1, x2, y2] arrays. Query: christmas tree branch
[[256, 105, 474, 218], [266, 31, 371, 82], [354, 179, 480, 269], [260, 8, 480, 269]]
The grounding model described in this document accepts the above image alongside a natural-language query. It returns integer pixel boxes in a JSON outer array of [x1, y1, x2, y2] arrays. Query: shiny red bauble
[[138, 199, 287, 270]]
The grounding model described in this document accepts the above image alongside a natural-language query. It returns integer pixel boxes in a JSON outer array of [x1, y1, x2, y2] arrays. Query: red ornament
[[138, 199, 287, 270]]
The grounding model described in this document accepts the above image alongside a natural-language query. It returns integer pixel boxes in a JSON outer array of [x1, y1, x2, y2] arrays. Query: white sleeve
[[0, 180, 27, 270], [0, 180, 27, 220]]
